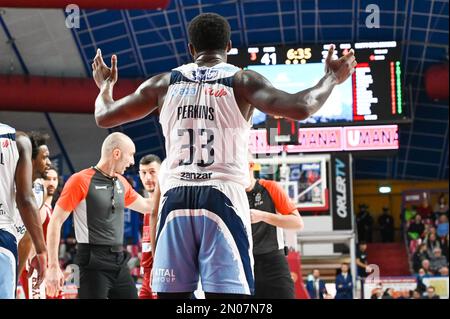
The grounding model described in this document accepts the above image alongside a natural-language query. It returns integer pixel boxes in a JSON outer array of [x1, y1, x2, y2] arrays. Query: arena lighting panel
[[228, 41, 409, 128]]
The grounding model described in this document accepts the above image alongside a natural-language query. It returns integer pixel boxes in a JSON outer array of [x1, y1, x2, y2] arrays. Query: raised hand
[[92, 48, 118, 89], [325, 44, 357, 84]]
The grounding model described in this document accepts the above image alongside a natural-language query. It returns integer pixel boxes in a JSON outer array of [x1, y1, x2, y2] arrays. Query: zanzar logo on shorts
[[180, 172, 212, 180], [154, 268, 176, 283], [0, 203, 5, 216]]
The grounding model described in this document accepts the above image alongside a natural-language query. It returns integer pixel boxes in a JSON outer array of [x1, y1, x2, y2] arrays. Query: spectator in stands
[[378, 207, 395, 242], [421, 260, 434, 275], [415, 268, 429, 294], [334, 263, 353, 299], [423, 286, 440, 299], [356, 204, 374, 243], [356, 242, 369, 278], [412, 289, 422, 299], [436, 215, 449, 238], [425, 233, 442, 256], [370, 285, 383, 299], [408, 214, 425, 241], [418, 198, 433, 222], [433, 193, 449, 221], [397, 290, 412, 299], [403, 204, 417, 223], [423, 225, 436, 240], [430, 248, 448, 274], [382, 288, 394, 299], [306, 269, 327, 299], [441, 234, 449, 261], [412, 243, 430, 273]]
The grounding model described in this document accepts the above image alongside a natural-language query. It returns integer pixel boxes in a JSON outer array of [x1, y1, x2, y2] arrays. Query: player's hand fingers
[[94, 48, 106, 66], [110, 54, 118, 80], [93, 48, 100, 62], [27, 266, 34, 278], [325, 44, 335, 65], [34, 267, 45, 288], [59, 272, 65, 291], [346, 53, 355, 63], [46, 283, 54, 297], [343, 49, 355, 63], [93, 58, 101, 69]]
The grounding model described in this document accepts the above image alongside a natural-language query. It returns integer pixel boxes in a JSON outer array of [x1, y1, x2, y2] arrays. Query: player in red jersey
[[137, 154, 161, 299]]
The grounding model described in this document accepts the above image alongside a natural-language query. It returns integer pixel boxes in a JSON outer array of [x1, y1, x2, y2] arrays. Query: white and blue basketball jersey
[[159, 62, 251, 191], [32, 179, 45, 209], [0, 123, 19, 237], [152, 63, 255, 295], [13, 179, 45, 242]]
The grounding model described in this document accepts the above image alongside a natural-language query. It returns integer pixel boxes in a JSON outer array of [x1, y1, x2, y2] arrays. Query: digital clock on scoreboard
[[227, 41, 410, 128]]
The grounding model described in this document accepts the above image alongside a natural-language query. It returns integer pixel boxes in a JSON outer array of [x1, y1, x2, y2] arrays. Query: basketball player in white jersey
[[0, 123, 47, 299], [16, 132, 51, 299], [92, 13, 356, 298]]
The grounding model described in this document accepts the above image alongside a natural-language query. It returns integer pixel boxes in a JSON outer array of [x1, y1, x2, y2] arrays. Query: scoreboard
[[227, 41, 410, 127]]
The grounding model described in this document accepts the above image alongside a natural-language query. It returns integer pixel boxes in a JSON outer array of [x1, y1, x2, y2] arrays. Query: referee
[[246, 159, 304, 299], [46, 133, 154, 299]]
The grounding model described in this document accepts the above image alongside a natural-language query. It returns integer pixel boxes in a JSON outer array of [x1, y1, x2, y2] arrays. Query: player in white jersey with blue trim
[[0, 123, 47, 299], [92, 13, 356, 298], [14, 131, 51, 299]]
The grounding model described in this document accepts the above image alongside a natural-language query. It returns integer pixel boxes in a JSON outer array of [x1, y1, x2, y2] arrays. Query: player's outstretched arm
[[46, 205, 71, 297], [92, 49, 170, 128], [250, 208, 304, 230], [127, 195, 153, 215], [235, 44, 356, 121]]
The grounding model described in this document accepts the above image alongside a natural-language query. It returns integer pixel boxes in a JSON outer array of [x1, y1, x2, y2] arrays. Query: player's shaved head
[[101, 132, 135, 158]]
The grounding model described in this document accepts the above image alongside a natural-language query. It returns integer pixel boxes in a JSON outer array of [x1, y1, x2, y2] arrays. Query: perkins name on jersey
[[177, 104, 214, 121]]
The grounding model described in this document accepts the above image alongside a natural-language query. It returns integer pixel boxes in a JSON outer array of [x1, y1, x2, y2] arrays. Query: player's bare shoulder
[[233, 68, 274, 99], [233, 68, 275, 120]]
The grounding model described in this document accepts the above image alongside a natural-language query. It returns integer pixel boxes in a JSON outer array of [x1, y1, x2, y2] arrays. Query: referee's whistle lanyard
[[93, 166, 117, 214]]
